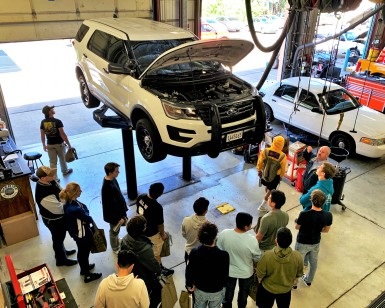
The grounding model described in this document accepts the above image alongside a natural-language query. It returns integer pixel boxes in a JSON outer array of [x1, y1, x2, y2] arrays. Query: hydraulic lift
[[92, 105, 195, 200]]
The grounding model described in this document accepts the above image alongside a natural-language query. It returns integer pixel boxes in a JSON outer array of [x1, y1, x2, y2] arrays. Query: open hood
[[139, 38, 254, 79]]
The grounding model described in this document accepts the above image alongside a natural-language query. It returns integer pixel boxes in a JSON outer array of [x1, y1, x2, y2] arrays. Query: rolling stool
[[23, 152, 43, 173]]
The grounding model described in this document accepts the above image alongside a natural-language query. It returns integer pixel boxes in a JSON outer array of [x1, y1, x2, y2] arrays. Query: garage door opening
[[0, 39, 101, 148]]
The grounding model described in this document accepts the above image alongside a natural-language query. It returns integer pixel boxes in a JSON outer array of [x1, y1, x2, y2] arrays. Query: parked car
[[261, 15, 285, 29], [260, 77, 385, 158], [315, 30, 364, 58], [215, 16, 244, 32], [201, 22, 229, 40], [252, 17, 278, 34], [73, 17, 266, 163]]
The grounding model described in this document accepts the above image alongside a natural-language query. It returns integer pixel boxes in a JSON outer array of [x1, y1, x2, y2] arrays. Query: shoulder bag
[[90, 220, 107, 253], [65, 147, 78, 163]]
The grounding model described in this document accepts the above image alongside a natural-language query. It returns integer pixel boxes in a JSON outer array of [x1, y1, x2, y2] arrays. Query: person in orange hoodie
[[257, 136, 287, 212]]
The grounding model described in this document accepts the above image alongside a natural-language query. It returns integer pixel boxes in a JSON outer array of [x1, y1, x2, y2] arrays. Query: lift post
[[92, 105, 193, 199], [93, 106, 138, 199]]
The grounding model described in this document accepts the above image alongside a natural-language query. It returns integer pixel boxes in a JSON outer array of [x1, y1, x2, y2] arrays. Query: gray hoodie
[[94, 272, 149, 308], [181, 214, 207, 254]]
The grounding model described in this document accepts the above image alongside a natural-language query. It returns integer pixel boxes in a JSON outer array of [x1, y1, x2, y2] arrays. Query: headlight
[[360, 137, 385, 146], [162, 101, 200, 120]]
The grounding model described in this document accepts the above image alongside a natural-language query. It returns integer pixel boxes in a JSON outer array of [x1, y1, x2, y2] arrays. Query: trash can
[[329, 147, 350, 210], [331, 167, 350, 205]]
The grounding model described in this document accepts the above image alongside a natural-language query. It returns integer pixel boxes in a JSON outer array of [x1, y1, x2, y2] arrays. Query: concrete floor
[[0, 40, 384, 307], [0, 122, 385, 307]]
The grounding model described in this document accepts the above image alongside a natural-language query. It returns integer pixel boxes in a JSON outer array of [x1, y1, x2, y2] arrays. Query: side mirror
[[108, 60, 136, 75], [311, 107, 323, 113]]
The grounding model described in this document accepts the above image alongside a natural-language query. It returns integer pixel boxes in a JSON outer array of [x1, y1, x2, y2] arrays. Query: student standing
[[256, 227, 303, 308], [94, 250, 150, 308], [217, 212, 261, 308], [101, 162, 128, 254], [295, 189, 333, 286], [300, 162, 336, 211], [34, 166, 77, 266], [136, 182, 173, 275], [256, 136, 287, 212], [60, 182, 102, 283], [186, 221, 229, 308], [121, 216, 161, 308], [40, 105, 73, 178], [256, 190, 289, 252], [181, 197, 209, 263]]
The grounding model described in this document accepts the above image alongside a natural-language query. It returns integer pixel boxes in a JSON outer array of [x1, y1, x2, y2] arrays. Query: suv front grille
[[197, 99, 255, 125]]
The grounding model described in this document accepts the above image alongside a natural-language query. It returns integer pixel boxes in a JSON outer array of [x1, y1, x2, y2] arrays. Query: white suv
[[73, 17, 266, 162]]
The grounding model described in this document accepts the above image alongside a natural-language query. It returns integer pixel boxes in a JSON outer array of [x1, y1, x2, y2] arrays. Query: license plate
[[226, 131, 243, 142]]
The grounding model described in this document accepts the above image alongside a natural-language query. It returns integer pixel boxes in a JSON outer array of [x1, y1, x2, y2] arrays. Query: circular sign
[[1, 184, 19, 199]]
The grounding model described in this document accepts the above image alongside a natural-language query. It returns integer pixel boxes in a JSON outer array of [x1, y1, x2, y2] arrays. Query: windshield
[[131, 39, 195, 73], [146, 60, 224, 77], [345, 31, 357, 41], [318, 89, 361, 115]]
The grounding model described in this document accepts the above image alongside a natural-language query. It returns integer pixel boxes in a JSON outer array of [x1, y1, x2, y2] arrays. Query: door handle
[[83, 53, 88, 58], [272, 99, 276, 102]]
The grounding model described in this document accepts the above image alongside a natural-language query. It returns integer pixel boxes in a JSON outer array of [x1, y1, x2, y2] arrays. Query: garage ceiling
[[0, 0, 154, 42]]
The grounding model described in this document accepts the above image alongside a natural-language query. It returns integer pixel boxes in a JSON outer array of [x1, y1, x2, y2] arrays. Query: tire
[[330, 132, 356, 156], [264, 103, 274, 122], [79, 75, 100, 108], [135, 118, 166, 163]]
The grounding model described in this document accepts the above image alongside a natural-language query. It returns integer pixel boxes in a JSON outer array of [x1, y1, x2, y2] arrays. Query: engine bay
[[149, 77, 254, 105]]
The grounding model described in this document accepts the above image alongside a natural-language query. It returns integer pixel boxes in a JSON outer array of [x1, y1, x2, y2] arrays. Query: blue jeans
[[295, 242, 320, 283], [222, 275, 253, 308], [194, 287, 225, 308]]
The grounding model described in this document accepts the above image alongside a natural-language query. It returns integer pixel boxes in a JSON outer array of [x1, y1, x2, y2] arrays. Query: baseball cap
[[42, 105, 55, 116], [36, 166, 57, 178]]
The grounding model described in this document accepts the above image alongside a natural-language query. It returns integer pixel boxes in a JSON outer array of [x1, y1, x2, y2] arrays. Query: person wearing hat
[[34, 166, 78, 266], [40, 105, 73, 179], [256, 135, 287, 212]]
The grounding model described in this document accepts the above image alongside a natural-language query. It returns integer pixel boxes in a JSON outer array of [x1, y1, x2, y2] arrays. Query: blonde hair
[[59, 182, 81, 203]]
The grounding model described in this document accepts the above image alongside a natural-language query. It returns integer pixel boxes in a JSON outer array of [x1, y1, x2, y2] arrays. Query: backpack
[[262, 149, 285, 182]]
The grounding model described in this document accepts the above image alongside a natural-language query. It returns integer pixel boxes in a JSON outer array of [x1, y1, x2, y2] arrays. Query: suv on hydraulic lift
[[73, 17, 266, 162]]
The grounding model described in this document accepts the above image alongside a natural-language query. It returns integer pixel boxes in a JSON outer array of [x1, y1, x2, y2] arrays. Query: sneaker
[[80, 264, 96, 275], [257, 200, 269, 211], [301, 275, 311, 286], [63, 168, 73, 176], [84, 272, 102, 283], [65, 249, 76, 256], [56, 259, 78, 266]]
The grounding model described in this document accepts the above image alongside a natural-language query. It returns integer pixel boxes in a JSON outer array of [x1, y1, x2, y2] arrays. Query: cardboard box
[[1, 211, 39, 246], [289, 141, 306, 157]]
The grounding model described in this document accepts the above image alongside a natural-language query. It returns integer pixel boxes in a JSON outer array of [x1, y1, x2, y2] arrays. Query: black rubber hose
[[245, 0, 296, 52]]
